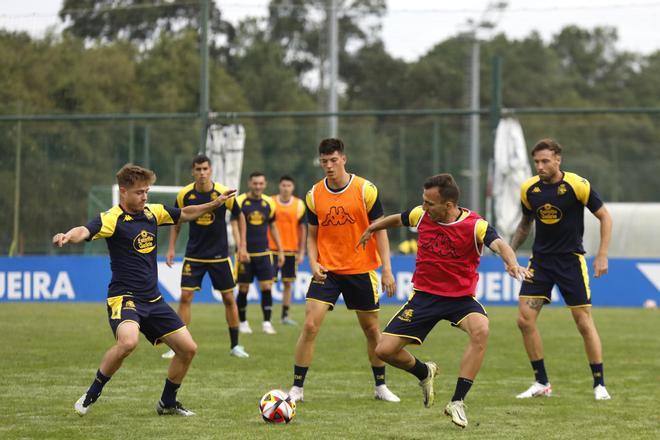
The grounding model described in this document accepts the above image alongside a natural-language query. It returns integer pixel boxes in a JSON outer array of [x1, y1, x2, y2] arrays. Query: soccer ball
[[259, 389, 296, 424]]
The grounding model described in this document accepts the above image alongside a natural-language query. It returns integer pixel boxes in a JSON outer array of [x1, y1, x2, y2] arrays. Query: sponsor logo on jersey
[[321, 206, 356, 226], [537, 203, 562, 225], [196, 212, 215, 226], [248, 211, 265, 225], [134, 230, 156, 253], [419, 230, 458, 258]]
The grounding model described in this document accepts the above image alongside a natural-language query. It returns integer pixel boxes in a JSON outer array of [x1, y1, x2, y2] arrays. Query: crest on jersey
[[144, 210, 154, 220], [557, 184, 567, 195], [398, 308, 414, 323], [321, 206, 356, 226]]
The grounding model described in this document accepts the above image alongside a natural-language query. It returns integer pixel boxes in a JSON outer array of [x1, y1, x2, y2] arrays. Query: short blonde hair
[[116, 164, 156, 188]]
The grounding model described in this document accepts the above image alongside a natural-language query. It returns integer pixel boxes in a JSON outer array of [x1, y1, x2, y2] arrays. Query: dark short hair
[[318, 138, 345, 155], [249, 171, 266, 180], [531, 138, 562, 156], [423, 173, 460, 203], [192, 154, 211, 168], [116, 164, 156, 188], [279, 175, 295, 184]]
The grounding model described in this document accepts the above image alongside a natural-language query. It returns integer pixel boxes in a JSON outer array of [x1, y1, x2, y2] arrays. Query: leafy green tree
[[60, 0, 234, 45]]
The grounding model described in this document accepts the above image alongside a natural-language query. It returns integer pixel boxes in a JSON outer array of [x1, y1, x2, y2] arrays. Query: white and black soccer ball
[[259, 389, 296, 424]]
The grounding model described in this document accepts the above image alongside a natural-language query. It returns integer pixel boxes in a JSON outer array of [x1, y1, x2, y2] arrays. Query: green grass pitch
[[0, 303, 658, 439]]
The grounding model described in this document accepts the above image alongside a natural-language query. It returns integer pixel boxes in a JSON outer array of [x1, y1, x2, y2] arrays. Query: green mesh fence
[[1, 111, 659, 255]]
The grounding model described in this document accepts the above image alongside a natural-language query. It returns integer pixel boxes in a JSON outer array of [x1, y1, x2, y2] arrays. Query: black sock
[[229, 326, 239, 349], [531, 359, 549, 385], [590, 363, 605, 387], [451, 377, 474, 402], [372, 366, 386, 386], [282, 305, 290, 319], [160, 378, 180, 408], [261, 289, 272, 322], [237, 290, 248, 322], [293, 365, 308, 387], [84, 369, 111, 406], [406, 358, 430, 381]]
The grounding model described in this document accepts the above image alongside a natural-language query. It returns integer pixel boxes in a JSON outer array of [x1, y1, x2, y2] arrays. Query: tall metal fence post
[[9, 117, 22, 256], [399, 124, 407, 244], [199, 0, 210, 154]]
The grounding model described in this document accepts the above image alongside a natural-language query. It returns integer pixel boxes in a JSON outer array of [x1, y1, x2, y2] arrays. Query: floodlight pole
[[468, 35, 480, 212], [199, 0, 210, 153], [328, 0, 339, 137]]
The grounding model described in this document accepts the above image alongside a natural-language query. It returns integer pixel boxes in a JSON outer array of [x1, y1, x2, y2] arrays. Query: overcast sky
[[1, 0, 659, 61]]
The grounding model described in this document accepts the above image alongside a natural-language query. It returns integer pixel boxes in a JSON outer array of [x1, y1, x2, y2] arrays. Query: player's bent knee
[[180, 290, 195, 304], [220, 291, 236, 305], [374, 343, 395, 362], [517, 315, 534, 332], [116, 337, 139, 357], [302, 319, 321, 338]]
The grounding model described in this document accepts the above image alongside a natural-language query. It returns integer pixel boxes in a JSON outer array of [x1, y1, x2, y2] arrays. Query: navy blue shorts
[[383, 290, 487, 345], [519, 253, 591, 307], [306, 271, 380, 312], [236, 254, 274, 284], [181, 257, 235, 292], [272, 253, 297, 281], [106, 295, 185, 346]]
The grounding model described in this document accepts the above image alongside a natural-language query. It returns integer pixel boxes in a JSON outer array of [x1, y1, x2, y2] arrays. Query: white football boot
[[444, 400, 468, 428], [288, 385, 304, 402], [239, 321, 253, 334], [156, 400, 196, 416], [74, 394, 92, 416], [161, 349, 175, 359], [262, 321, 277, 335], [516, 381, 552, 399], [374, 384, 401, 402], [419, 361, 438, 408], [229, 344, 250, 358], [594, 385, 611, 400]]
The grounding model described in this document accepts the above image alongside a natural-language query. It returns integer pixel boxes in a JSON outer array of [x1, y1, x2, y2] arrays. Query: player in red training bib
[[357, 173, 530, 428]]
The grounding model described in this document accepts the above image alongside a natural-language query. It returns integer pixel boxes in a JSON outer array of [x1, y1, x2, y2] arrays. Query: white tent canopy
[[492, 118, 532, 243]]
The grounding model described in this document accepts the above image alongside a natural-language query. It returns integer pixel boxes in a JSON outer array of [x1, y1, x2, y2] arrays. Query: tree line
[[1, 0, 658, 254]]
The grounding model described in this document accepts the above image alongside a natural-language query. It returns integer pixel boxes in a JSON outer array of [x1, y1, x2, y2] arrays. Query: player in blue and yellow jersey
[[268, 175, 307, 325], [358, 174, 530, 428], [511, 139, 613, 401], [288, 138, 400, 403], [161, 154, 249, 360], [234, 171, 285, 335], [52, 164, 236, 417]]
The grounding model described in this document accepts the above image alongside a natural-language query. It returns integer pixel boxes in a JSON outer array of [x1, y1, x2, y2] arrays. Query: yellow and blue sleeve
[[146, 203, 178, 226], [176, 183, 194, 209], [520, 176, 540, 212], [86, 206, 122, 240], [563, 172, 591, 205], [401, 206, 424, 227], [476, 219, 500, 247]]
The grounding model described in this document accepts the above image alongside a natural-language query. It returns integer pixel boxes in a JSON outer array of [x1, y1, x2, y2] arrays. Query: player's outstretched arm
[[52, 226, 91, 247], [592, 205, 612, 278], [179, 189, 237, 223], [166, 223, 181, 268], [489, 238, 532, 281], [510, 212, 533, 251], [356, 213, 403, 250]]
